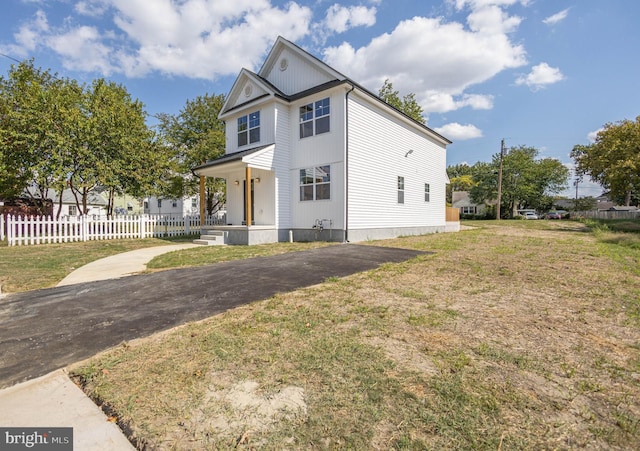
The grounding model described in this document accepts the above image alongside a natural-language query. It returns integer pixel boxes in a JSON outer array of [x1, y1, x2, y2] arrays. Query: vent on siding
[[279, 58, 288, 71], [244, 84, 253, 97]]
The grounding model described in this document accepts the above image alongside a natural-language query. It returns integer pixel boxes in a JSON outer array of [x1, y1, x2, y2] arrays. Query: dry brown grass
[[71, 221, 640, 450]]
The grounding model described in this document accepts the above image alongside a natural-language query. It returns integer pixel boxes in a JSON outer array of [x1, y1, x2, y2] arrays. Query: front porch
[[193, 144, 279, 246], [196, 225, 279, 245]]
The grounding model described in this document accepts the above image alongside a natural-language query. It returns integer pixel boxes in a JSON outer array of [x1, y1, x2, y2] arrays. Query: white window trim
[[299, 97, 330, 139], [238, 111, 260, 147], [300, 166, 331, 201]]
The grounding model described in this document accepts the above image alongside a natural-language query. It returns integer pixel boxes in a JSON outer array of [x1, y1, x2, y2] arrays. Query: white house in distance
[[193, 36, 452, 245], [143, 195, 200, 217], [452, 191, 491, 217]]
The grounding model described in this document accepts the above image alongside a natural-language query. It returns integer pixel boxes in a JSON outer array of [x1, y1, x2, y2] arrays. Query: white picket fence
[[2, 214, 225, 246]]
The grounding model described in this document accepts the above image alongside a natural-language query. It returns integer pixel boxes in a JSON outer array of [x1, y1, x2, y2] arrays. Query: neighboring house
[[51, 189, 108, 217], [5, 187, 108, 217], [193, 36, 451, 245], [143, 195, 201, 217], [452, 191, 490, 217]]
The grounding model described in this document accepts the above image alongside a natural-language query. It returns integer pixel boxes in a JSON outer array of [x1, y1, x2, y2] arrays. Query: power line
[[0, 52, 23, 64]]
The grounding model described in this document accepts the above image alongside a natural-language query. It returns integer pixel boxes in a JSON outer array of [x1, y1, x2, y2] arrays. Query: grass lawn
[[62, 220, 640, 450], [0, 238, 183, 293]]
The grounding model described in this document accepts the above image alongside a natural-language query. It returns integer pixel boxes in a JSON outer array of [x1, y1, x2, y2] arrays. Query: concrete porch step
[[193, 230, 227, 246], [193, 239, 225, 246]]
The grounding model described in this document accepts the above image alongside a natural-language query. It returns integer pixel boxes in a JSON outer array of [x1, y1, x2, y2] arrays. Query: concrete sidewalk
[[1, 243, 198, 450], [0, 370, 135, 450], [57, 243, 199, 286]]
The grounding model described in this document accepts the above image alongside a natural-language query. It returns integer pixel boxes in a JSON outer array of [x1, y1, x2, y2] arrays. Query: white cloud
[[1, 0, 534, 119], [419, 92, 494, 113], [324, 4, 376, 34], [466, 4, 522, 34], [0, 9, 49, 57], [543, 8, 569, 26], [47, 25, 116, 74], [434, 122, 483, 140], [75, 1, 109, 17], [515, 62, 565, 90], [448, 0, 530, 13], [3, 0, 313, 79], [324, 9, 526, 113]]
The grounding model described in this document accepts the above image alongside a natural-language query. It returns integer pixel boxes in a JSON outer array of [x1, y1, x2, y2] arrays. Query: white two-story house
[[193, 36, 451, 245]]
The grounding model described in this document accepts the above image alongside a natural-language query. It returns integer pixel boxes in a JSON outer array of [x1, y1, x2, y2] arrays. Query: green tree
[[0, 60, 76, 214], [447, 163, 473, 178], [156, 93, 226, 214], [470, 146, 569, 217], [571, 116, 640, 206], [75, 79, 157, 215], [378, 79, 426, 124], [0, 61, 157, 216]]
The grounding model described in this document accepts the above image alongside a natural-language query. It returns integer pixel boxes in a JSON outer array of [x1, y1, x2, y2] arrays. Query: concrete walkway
[[57, 243, 199, 286]]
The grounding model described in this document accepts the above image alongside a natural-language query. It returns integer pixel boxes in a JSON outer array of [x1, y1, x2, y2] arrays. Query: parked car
[[544, 211, 562, 219], [523, 212, 539, 220]]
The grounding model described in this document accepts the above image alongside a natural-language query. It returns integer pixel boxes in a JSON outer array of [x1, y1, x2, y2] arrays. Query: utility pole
[[496, 139, 505, 220]]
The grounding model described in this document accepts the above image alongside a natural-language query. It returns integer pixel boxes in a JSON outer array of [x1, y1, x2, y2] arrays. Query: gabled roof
[[258, 36, 346, 81], [219, 36, 451, 145], [220, 69, 277, 117]]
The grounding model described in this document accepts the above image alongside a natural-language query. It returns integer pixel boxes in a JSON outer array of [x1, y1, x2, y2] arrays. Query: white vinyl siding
[[289, 89, 345, 229], [263, 47, 336, 96], [273, 103, 292, 229], [347, 93, 447, 230]]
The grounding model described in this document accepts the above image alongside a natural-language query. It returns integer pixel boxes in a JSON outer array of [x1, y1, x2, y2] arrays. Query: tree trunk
[[107, 188, 115, 216]]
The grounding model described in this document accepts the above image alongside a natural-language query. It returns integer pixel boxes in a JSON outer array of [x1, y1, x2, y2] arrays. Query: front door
[[243, 179, 255, 225]]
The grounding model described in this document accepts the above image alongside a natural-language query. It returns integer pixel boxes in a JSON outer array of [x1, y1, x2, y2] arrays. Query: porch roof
[[192, 143, 275, 177]]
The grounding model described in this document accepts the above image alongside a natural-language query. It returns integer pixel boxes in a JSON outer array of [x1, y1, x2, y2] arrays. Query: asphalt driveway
[[0, 244, 425, 388]]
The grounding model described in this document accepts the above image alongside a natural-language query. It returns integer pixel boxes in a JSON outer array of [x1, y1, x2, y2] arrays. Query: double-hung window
[[238, 111, 260, 147], [299, 97, 330, 138], [397, 176, 405, 204], [300, 166, 331, 201], [424, 183, 430, 202]]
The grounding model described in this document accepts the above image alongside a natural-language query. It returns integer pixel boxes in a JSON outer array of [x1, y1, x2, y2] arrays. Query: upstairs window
[[300, 166, 331, 201], [425, 183, 430, 202], [299, 97, 330, 138], [238, 111, 260, 147], [398, 176, 405, 204]]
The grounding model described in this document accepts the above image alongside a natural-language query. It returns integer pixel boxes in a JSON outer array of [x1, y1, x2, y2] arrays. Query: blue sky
[[2, 0, 639, 198]]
